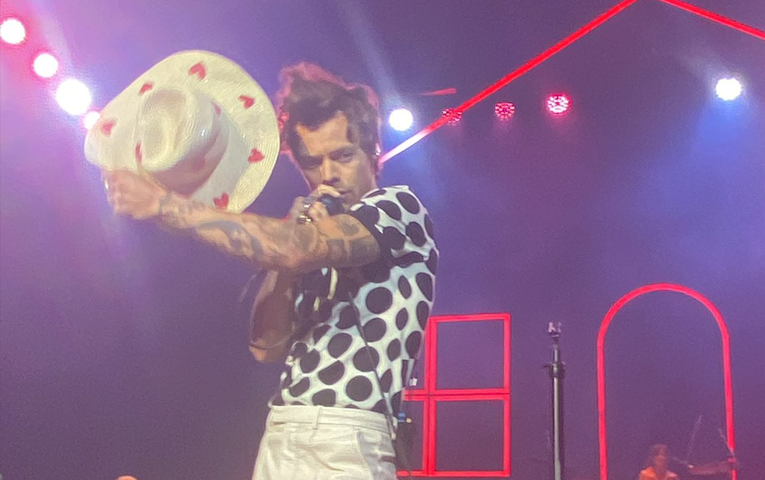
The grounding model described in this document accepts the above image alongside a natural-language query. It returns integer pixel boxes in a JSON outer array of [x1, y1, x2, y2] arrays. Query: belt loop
[[313, 406, 322, 430]]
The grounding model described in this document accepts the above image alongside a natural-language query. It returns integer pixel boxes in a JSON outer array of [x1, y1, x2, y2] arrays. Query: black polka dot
[[416, 301, 430, 329], [366, 287, 393, 314], [316, 301, 333, 323], [398, 276, 412, 299], [300, 350, 321, 374], [416, 273, 433, 301], [289, 377, 310, 396], [318, 360, 345, 385], [426, 248, 438, 275], [424, 214, 435, 239], [312, 324, 331, 343], [391, 391, 403, 412], [280, 370, 293, 388], [365, 188, 387, 198], [377, 200, 402, 220], [406, 222, 426, 247], [394, 251, 424, 268], [382, 227, 406, 251], [362, 260, 390, 284], [327, 333, 353, 358], [312, 389, 336, 406], [387, 339, 401, 360], [372, 399, 387, 413], [363, 317, 387, 342], [291, 342, 308, 359], [395, 309, 409, 330], [396, 191, 420, 214], [353, 346, 380, 372], [337, 306, 358, 329], [353, 204, 379, 226], [405, 331, 422, 357], [381, 369, 393, 392], [346, 376, 373, 401]]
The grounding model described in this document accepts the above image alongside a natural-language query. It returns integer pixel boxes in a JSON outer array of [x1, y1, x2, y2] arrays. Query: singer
[[102, 62, 438, 479]]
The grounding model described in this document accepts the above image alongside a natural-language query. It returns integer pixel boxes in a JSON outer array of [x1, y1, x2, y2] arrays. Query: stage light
[[389, 108, 414, 131], [55, 79, 92, 115], [715, 78, 742, 101], [442, 108, 462, 125], [547, 94, 571, 114], [495, 102, 516, 121], [0, 18, 27, 45], [83, 111, 101, 130], [33, 53, 59, 78]]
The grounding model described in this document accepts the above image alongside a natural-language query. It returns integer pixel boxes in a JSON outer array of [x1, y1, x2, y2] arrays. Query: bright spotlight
[[547, 94, 571, 115], [56, 79, 92, 115], [715, 78, 742, 101], [83, 111, 101, 130], [495, 102, 516, 121], [388, 108, 414, 131], [442, 108, 462, 125], [0, 18, 27, 45], [33, 53, 59, 79]]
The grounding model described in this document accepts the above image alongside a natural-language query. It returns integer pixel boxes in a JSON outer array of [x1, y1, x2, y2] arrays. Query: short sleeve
[[347, 186, 436, 269]]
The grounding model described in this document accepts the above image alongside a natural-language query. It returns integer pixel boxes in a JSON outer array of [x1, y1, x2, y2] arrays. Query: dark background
[[1, 1, 763, 479]]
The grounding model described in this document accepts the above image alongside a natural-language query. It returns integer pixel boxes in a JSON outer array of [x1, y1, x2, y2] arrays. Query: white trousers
[[252, 405, 398, 480]]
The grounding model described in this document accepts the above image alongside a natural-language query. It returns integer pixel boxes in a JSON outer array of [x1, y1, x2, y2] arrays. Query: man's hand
[[288, 185, 343, 224], [103, 169, 168, 220]]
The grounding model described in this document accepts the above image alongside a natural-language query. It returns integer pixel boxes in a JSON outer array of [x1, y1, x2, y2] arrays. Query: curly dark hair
[[275, 63, 382, 174]]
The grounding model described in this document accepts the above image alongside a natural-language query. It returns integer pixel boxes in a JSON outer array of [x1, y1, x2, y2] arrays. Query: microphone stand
[[545, 322, 566, 480]]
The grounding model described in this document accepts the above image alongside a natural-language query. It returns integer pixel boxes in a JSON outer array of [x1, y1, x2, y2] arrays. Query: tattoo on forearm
[[154, 193, 379, 270], [350, 237, 378, 260], [337, 218, 360, 236]]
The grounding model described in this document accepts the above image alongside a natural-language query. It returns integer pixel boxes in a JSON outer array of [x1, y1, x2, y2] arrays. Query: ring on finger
[[302, 196, 315, 211], [297, 212, 312, 224]]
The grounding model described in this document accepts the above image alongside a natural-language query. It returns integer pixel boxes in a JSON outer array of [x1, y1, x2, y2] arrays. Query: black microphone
[[318, 194, 344, 216]]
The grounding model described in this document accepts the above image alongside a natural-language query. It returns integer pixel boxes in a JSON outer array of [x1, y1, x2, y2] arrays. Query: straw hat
[[84, 50, 279, 212]]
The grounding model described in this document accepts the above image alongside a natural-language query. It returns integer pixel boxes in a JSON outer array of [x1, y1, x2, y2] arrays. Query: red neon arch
[[597, 283, 735, 480]]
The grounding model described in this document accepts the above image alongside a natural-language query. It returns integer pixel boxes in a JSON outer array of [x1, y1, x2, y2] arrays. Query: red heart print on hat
[[239, 95, 254, 109], [138, 82, 154, 95], [135, 143, 143, 163], [213, 193, 229, 209], [188, 62, 207, 80], [100, 120, 116, 136], [248, 148, 264, 163]]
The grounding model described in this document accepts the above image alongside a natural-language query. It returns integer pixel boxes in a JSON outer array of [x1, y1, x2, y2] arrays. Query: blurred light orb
[[388, 108, 414, 131], [83, 111, 101, 130], [33, 53, 59, 78], [715, 78, 742, 101], [0, 18, 27, 45], [495, 102, 516, 121], [546, 94, 571, 115], [56, 79, 92, 115]]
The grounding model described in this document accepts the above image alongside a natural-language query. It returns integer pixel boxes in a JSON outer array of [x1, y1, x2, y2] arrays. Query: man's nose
[[319, 158, 338, 184]]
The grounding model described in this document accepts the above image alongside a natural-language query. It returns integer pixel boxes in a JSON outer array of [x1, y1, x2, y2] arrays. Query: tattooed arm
[[156, 192, 381, 272]]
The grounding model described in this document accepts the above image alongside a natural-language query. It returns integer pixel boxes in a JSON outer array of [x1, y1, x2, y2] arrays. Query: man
[[638, 444, 735, 480], [104, 63, 438, 479]]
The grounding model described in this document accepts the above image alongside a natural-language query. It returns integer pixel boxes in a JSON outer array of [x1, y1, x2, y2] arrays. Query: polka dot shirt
[[270, 186, 438, 417]]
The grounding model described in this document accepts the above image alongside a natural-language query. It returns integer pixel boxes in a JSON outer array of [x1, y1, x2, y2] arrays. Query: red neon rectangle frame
[[400, 313, 511, 477]]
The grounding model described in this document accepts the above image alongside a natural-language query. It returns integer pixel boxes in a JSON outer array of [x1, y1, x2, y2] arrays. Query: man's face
[[294, 112, 378, 209]]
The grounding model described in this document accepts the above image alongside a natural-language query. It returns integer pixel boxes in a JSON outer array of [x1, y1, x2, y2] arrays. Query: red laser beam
[[379, 0, 641, 164], [657, 0, 765, 40], [597, 284, 736, 480]]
